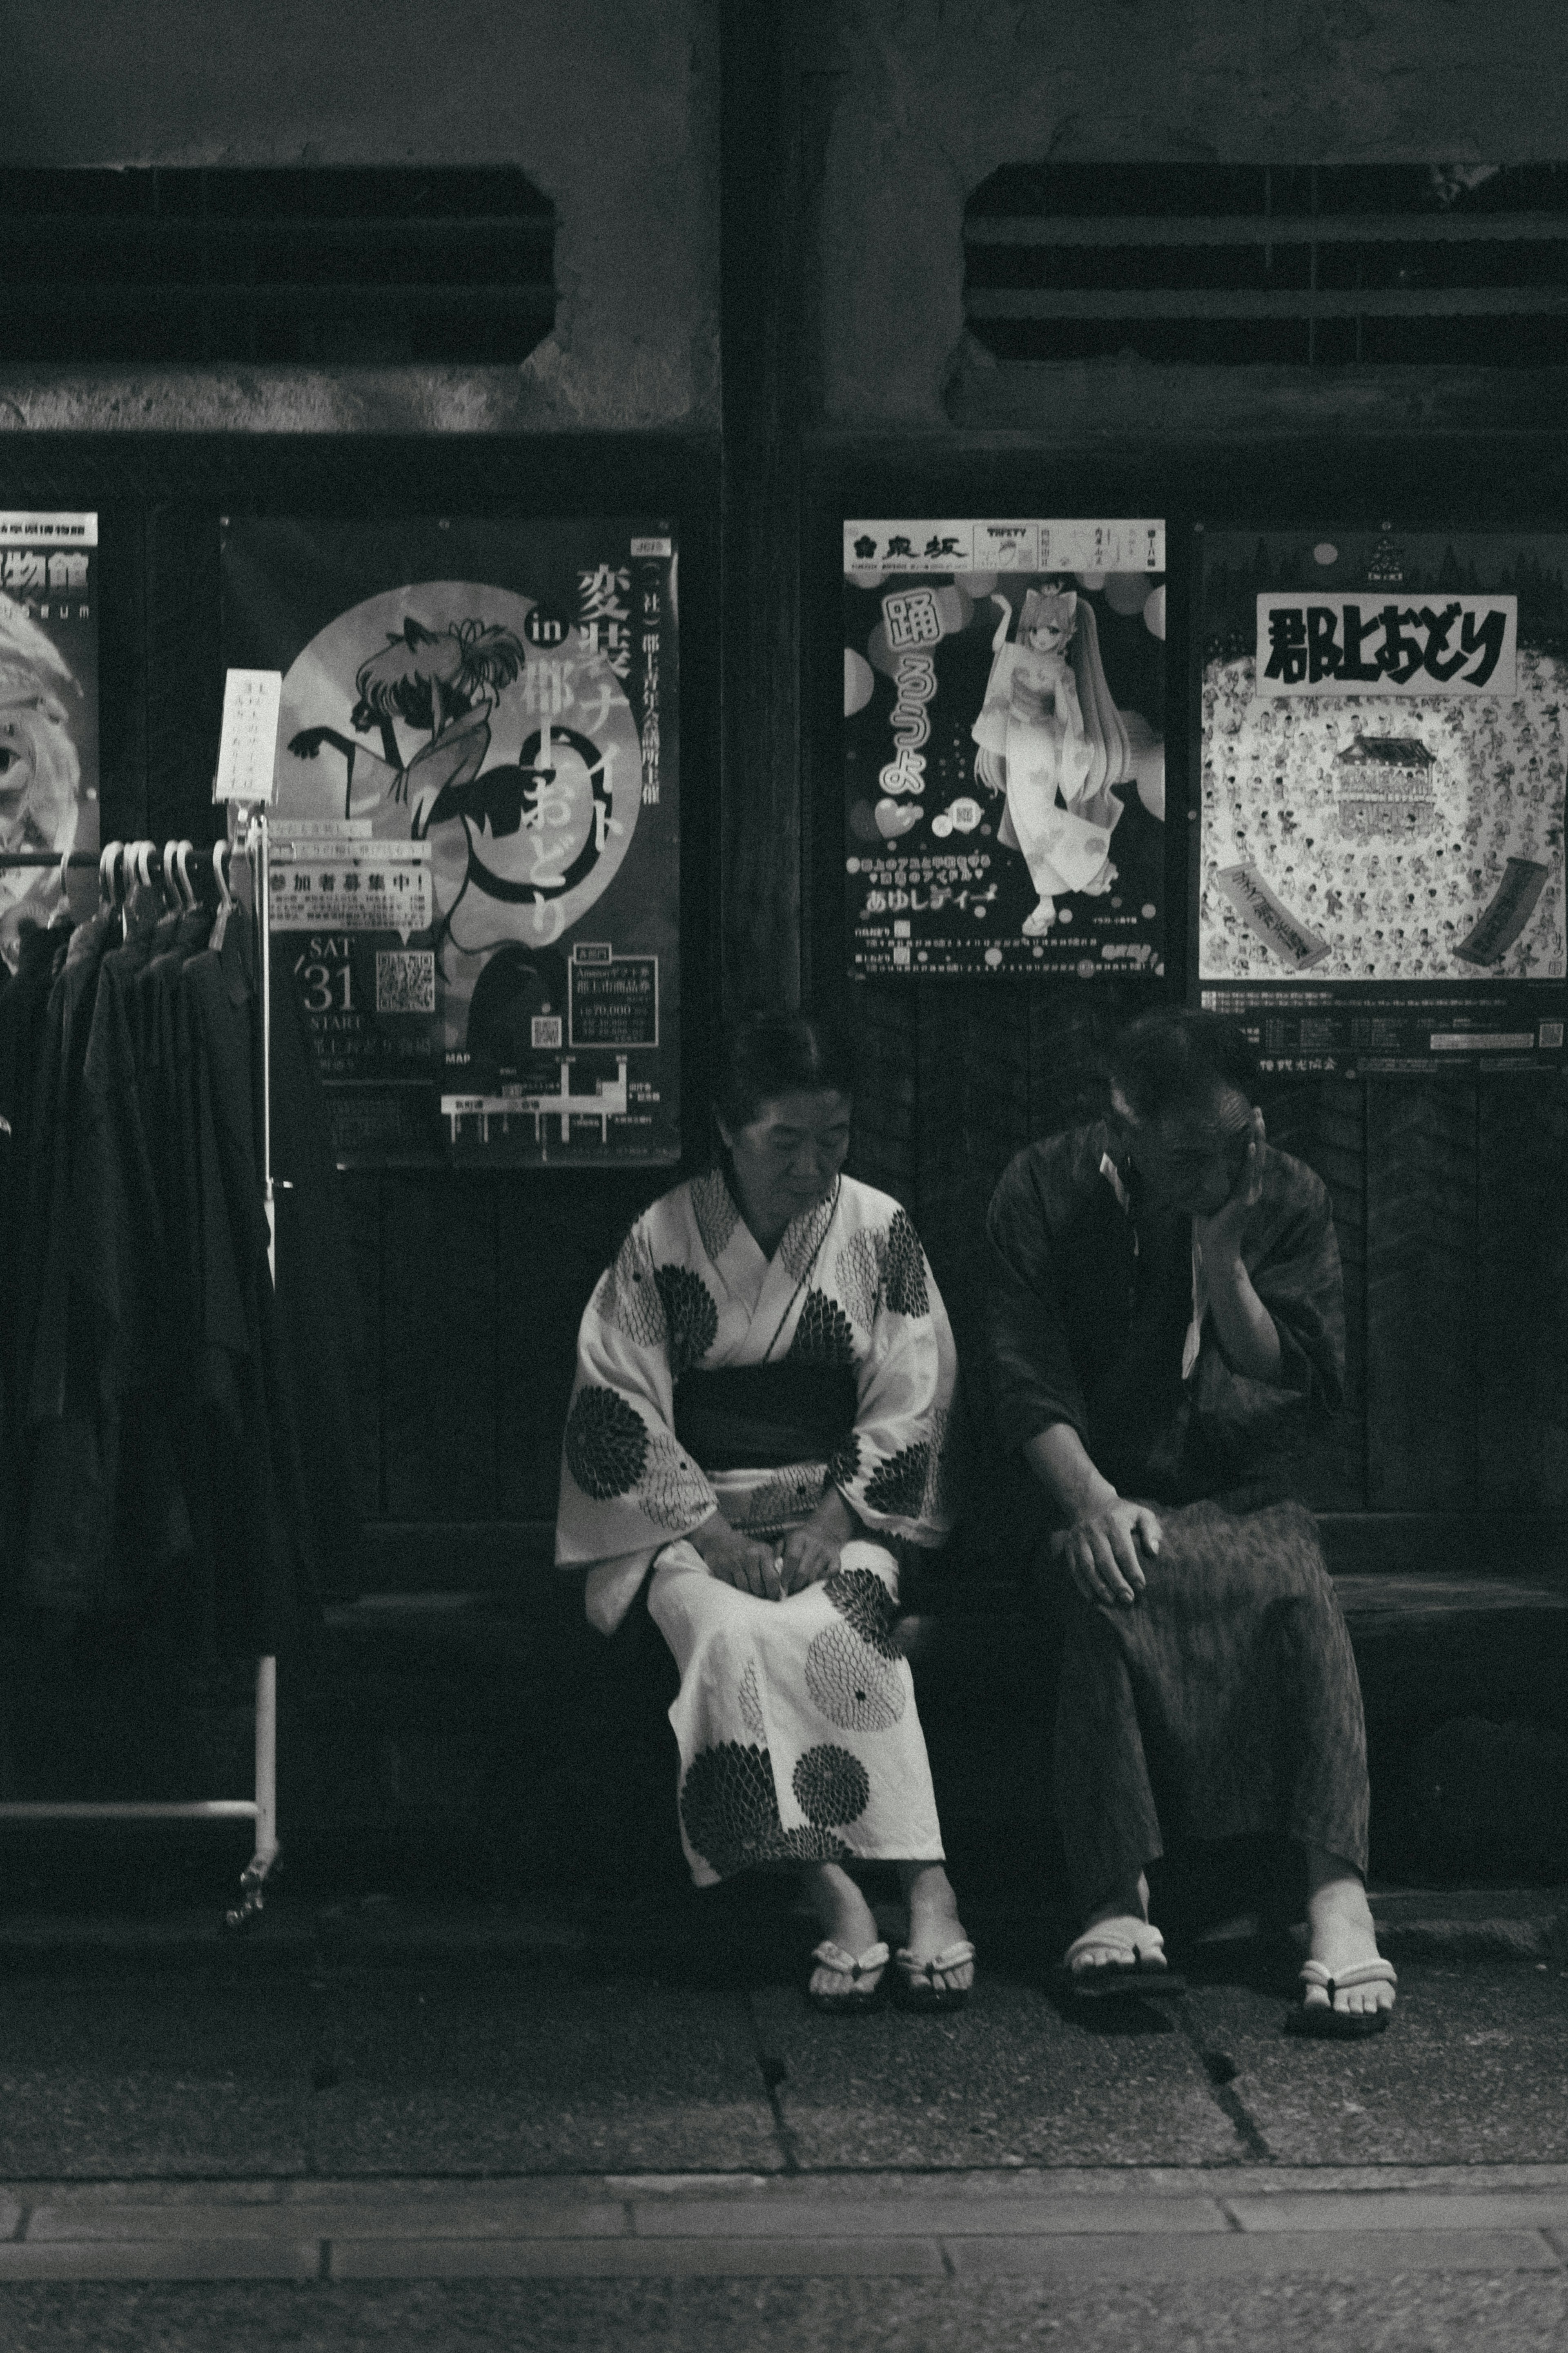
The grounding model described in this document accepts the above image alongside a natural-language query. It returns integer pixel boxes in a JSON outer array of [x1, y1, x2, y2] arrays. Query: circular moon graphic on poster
[[276, 580, 643, 1048]]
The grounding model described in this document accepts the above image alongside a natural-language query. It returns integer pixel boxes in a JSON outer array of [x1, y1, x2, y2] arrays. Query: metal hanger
[[212, 839, 234, 950]]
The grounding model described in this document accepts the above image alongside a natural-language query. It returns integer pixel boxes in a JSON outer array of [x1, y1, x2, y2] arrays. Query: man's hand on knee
[[1051, 1501, 1162, 1609]]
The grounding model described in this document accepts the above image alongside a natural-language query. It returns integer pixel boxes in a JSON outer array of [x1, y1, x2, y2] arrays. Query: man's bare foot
[[898, 1862, 975, 2000], [1068, 1871, 1169, 1980], [1305, 1853, 1394, 2021], [801, 1861, 885, 2003]]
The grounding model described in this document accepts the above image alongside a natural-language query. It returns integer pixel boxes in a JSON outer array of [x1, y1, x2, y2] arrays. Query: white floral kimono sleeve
[[555, 1211, 719, 1632], [815, 1201, 960, 1548], [556, 1172, 962, 1634]]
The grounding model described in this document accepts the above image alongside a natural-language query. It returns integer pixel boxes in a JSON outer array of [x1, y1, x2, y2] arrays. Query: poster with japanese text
[[843, 520, 1166, 977], [1197, 528, 1568, 1075], [0, 512, 99, 971], [222, 517, 679, 1165]]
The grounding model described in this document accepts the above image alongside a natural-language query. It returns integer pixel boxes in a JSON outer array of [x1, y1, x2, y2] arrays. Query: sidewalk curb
[[1, 2166, 1566, 2283]]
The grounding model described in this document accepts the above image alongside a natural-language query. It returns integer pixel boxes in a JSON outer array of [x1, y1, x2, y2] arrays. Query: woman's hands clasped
[[1051, 1498, 1163, 1609], [778, 1484, 859, 1596], [690, 1485, 860, 1602], [690, 1511, 784, 1599]]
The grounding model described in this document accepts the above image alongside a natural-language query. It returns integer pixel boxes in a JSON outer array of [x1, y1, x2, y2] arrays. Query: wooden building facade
[[5, 0, 1568, 1598]]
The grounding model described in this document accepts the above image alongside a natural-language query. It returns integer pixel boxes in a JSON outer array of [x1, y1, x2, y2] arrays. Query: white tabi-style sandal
[[1290, 1956, 1397, 2039], [1062, 1919, 1185, 2000], [808, 1938, 890, 2015]]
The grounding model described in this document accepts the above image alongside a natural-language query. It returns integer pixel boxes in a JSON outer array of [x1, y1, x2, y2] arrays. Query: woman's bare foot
[[898, 1862, 975, 1999], [1305, 1850, 1394, 2021], [800, 1861, 885, 2003]]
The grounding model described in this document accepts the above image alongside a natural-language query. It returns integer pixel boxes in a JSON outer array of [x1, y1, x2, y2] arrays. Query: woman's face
[[717, 1088, 853, 1239], [1111, 1081, 1253, 1217], [1025, 616, 1069, 654]]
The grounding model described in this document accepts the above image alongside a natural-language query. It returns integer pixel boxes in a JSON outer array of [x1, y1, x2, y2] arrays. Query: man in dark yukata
[[984, 1007, 1396, 2036]]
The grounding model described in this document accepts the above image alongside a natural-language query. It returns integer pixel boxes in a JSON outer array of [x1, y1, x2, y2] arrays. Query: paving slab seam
[[16, 2163, 1568, 2210], [1169, 1989, 1274, 2163], [745, 1988, 803, 2176]]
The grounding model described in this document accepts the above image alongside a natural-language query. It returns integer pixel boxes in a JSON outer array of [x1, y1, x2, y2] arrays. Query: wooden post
[[720, 0, 805, 1011]]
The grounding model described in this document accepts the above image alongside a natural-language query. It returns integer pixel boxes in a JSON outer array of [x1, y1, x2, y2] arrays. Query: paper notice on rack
[[214, 669, 282, 804], [267, 841, 433, 941], [270, 817, 373, 843]]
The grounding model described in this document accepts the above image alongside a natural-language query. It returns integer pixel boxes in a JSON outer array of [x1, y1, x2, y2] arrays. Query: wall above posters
[[0, 511, 99, 969], [223, 517, 679, 1166], [842, 519, 1166, 978], [1196, 526, 1568, 1076]]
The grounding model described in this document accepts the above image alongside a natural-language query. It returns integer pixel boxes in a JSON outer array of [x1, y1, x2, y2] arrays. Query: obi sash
[[673, 1363, 858, 1473]]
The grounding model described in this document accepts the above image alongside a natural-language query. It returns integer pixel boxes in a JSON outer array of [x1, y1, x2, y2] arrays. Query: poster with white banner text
[[1196, 526, 1568, 1076]]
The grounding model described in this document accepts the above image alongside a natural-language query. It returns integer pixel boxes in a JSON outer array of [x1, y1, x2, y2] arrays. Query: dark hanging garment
[[21, 908, 193, 1628], [0, 921, 74, 1589], [181, 919, 317, 1659], [9, 914, 122, 1614]]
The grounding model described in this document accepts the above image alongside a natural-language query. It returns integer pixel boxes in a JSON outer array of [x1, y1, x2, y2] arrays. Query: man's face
[[1112, 1081, 1254, 1217]]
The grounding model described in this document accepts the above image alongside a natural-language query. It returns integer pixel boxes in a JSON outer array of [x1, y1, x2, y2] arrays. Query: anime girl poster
[[222, 517, 679, 1166], [843, 520, 1166, 978], [0, 514, 98, 972]]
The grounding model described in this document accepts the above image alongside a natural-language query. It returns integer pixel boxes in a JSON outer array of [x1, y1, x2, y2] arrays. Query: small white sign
[[0, 511, 98, 546], [1254, 594, 1517, 700], [268, 843, 433, 941], [844, 519, 1166, 574], [214, 668, 282, 805]]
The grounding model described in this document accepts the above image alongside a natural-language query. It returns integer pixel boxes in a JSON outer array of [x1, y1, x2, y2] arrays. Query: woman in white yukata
[[557, 1009, 975, 2013]]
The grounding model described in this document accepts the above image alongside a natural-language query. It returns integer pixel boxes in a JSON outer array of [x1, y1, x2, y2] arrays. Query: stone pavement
[[0, 1884, 1563, 2291]]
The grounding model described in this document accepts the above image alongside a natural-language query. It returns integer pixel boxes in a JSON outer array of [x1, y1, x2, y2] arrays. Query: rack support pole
[[224, 806, 282, 1935]]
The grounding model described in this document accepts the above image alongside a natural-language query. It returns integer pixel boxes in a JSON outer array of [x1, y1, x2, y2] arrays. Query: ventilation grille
[[964, 164, 1568, 366], [0, 169, 556, 365]]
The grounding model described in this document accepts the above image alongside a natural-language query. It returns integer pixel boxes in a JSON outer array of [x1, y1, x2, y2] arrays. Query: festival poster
[[1197, 528, 1568, 1075], [222, 517, 679, 1166], [843, 520, 1167, 977], [0, 512, 99, 970]]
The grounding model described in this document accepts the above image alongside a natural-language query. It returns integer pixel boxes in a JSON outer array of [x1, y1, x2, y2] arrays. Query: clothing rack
[[0, 816, 279, 1933]]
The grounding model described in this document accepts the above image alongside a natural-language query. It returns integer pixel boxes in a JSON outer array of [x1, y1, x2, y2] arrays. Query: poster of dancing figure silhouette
[[222, 517, 678, 1166], [843, 520, 1166, 977]]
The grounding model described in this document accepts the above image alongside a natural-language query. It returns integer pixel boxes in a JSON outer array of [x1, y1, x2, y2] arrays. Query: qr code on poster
[[375, 949, 436, 1014]]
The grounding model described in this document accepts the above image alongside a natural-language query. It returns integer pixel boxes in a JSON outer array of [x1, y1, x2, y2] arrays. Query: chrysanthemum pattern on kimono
[[556, 1171, 962, 1636], [556, 1169, 960, 1887]]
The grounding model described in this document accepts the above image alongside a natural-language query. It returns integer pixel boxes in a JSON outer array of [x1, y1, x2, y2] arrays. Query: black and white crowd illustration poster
[[842, 520, 1167, 978], [0, 511, 99, 972], [1197, 527, 1568, 1075], [222, 517, 680, 1166]]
